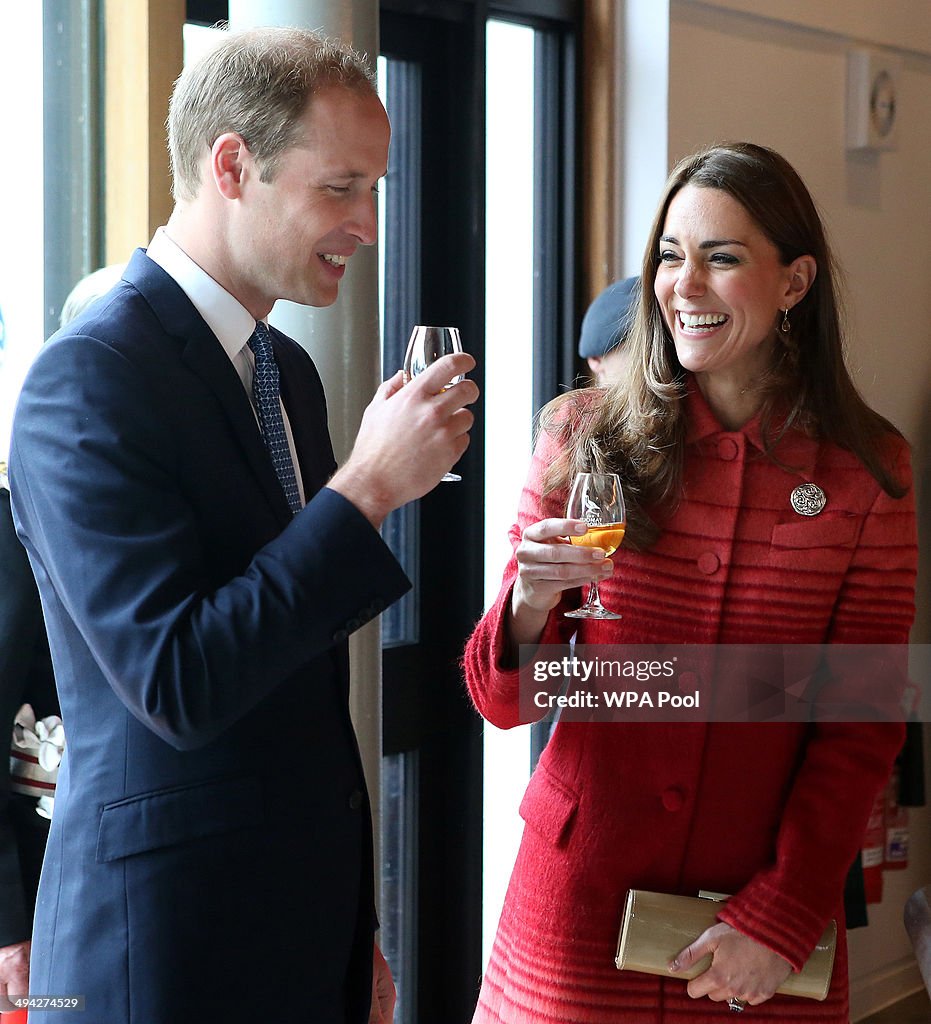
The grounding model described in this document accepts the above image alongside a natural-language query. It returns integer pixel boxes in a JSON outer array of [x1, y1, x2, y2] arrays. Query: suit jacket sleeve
[[10, 332, 410, 752]]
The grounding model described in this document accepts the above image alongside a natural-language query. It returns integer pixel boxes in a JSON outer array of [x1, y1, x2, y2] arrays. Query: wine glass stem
[[586, 579, 607, 611]]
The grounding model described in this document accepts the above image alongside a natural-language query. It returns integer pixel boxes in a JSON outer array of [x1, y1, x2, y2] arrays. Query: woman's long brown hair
[[542, 141, 907, 550]]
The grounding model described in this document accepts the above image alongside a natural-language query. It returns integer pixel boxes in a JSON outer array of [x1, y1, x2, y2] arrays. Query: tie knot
[[248, 321, 273, 359]]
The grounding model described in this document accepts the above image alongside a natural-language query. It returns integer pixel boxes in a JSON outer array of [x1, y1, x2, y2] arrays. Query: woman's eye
[[659, 250, 682, 263], [710, 252, 739, 266]]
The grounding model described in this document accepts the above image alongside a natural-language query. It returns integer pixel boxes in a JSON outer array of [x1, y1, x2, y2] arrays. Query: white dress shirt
[[146, 228, 305, 506]]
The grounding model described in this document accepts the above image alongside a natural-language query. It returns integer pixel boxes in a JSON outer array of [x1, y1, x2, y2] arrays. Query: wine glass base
[[441, 472, 461, 482], [564, 607, 622, 620]]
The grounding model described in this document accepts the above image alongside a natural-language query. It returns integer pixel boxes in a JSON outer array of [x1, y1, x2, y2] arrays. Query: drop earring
[[781, 308, 791, 333]]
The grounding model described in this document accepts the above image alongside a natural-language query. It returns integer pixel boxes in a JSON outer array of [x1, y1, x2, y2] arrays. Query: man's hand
[[670, 922, 792, 1007], [329, 353, 478, 527], [0, 940, 30, 1003], [369, 943, 396, 1024]]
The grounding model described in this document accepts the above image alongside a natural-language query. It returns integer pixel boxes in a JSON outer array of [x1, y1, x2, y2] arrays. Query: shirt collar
[[146, 227, 258, 359]]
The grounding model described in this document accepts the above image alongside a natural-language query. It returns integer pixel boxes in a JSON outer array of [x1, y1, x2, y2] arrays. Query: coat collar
[[683, 376, 821, 483]]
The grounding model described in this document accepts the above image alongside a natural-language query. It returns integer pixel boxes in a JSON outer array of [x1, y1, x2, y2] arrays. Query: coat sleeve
[[719, 442, 917, 970], [9, 333, 411, 752], [463, 418, 580, 730], [0, 489, 40, 947]]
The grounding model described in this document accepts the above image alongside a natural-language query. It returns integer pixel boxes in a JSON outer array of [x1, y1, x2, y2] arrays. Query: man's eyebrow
[[659, 234, 747, 249]]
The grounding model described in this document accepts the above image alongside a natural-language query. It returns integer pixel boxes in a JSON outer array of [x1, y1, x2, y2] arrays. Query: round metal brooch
[[790, 483, 826, 516]]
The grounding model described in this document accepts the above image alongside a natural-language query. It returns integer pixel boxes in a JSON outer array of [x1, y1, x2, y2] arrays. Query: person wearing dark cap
[[578, 275, 639, 383]]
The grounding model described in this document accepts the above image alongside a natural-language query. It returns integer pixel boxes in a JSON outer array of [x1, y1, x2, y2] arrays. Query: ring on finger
[[727, 996, 747, 1013]]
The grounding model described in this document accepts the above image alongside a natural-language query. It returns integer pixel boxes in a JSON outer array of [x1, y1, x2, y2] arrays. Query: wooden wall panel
[[104, 0, 185, 263], [580, 0, 621, 305]]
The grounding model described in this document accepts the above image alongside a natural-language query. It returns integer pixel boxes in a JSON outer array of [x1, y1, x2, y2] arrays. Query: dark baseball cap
[[578, 276, 640, 359]]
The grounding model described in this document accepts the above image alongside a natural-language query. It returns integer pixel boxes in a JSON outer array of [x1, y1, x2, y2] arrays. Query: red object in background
[[0, 1010, 28, 1023], [862, 788, 886, 904], [884, 764, 909, 871]]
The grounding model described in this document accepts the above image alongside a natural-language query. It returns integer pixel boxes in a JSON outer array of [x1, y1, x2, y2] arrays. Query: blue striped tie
[[248, 322, 302, 515]]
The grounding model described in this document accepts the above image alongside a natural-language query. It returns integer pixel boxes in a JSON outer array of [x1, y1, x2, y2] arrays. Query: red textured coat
[[464, 384, 917, 1023]]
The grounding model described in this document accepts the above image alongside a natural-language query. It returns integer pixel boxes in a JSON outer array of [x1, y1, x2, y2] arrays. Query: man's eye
[[328, 185, 351, 194]]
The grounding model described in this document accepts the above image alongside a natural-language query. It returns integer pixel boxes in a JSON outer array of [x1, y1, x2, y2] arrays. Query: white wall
[[656, 1, 931, 1017]]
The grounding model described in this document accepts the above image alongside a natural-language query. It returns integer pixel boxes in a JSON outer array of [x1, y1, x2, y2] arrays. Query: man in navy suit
[[9, 26, 476, 1024]]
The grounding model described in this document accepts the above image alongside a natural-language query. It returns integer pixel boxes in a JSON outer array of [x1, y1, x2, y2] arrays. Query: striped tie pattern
[[248, 321, 302, 515]]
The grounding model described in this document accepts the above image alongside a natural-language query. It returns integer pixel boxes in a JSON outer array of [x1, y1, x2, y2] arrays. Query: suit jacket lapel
[[123, 250, 293, 522]]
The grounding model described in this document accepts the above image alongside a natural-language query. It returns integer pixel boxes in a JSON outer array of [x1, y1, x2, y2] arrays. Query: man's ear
[[784, 254, 817, 310], [211, 132, 250, 200]]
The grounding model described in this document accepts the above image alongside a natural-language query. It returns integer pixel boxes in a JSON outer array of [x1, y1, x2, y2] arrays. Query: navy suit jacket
[[9, 250, 410, 1024]]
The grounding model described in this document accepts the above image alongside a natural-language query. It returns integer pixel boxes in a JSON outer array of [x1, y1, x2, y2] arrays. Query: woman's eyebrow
[[699, 238, 746, 249], [658, 235, 747, 249]]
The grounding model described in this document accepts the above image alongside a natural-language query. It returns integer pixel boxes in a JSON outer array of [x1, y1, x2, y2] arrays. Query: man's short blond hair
[[167, 26, 376, 202]]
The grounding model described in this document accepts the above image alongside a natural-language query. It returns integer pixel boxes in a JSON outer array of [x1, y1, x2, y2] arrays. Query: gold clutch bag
[[615, 890, 837, 1001]]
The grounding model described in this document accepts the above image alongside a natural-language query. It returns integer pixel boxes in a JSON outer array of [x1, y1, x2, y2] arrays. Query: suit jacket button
[[349, 789, 364, 811]]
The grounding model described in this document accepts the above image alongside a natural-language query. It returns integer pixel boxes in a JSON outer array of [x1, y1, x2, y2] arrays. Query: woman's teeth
[[321, 253, 347, 267], [679, 312, 727, 329]]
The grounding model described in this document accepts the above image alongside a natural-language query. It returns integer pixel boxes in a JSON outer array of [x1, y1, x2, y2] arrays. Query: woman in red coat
[[464, 142, 917, 1022]]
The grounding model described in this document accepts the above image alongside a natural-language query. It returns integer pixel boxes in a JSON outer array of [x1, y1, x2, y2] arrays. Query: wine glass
[[564, 472, 626, 620], [403, 325, 465, 482]]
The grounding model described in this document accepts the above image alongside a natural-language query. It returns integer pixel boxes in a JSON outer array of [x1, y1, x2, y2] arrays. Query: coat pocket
[[770, 513, 860, 550], [96, 775, 262, 863], [519, 761, 579, 847]]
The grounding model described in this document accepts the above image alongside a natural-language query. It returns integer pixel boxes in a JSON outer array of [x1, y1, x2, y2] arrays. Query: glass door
[[378, 2, 577, 1019], [0, 0, 102, 456]]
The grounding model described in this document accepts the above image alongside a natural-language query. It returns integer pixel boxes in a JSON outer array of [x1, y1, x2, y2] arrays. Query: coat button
[[661, 786, 687, 812], [349, 789, 364, 811], [718, 438, 739, 461], [697, 552, 720, 575]]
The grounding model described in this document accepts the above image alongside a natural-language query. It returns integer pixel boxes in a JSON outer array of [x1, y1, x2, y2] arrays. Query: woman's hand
[[670, 922, 793, 1008], [507, 518, 613, 648]]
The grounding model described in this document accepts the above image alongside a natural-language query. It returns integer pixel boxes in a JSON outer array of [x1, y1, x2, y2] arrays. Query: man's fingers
[[409, 351, 475, 393], [378, 369, 406, 399], [434, 379, 480, 413]]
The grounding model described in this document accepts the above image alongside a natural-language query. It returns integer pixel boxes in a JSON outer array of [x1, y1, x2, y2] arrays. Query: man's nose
[[348, 193, 378, 246]]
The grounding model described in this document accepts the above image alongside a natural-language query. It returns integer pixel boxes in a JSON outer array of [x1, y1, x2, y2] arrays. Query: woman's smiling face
[[654, 184, 799, 386]]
